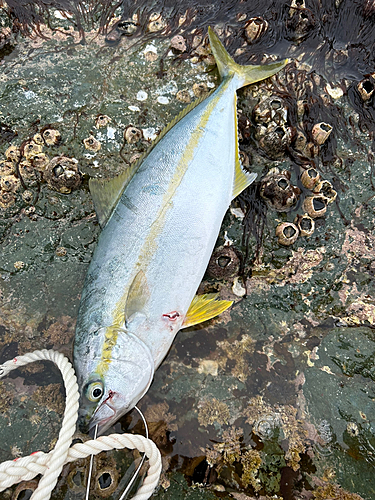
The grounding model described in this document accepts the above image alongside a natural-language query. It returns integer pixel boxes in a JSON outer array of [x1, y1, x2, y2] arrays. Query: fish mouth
[[88, 401, 116, 437]]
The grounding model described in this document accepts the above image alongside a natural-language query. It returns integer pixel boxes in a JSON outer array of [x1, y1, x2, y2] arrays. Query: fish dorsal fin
[[232, 93, 257, 199], [89, 93, 212, 229], [89, 164, 139, 228], [182, 293, 233, 329], [125, 270, 150, 326]]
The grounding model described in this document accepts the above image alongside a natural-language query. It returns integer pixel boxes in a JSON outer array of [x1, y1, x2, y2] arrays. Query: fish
[[73, 27, 287, 436]]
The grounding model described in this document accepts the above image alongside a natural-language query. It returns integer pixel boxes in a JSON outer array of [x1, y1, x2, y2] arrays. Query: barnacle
[[303, 195, 327, 218], [22, 190, 33, 203], [5, 144, 20, 162], [260, 168, 301, 211], [207, 245, 240, 279], [95, 469, 118, 497], [176, 90, 191, 103], [95, 115, 111, 128], [276, 222, 299, 246], [357, 78, 374, 102], [29, 152, 49, 171], [244, 17, 269, 43], [313, 180, 337, 203], [294, 213, 315, 237], [148, 13, 165, 33], [312, 122, 333, 145], [253, 96, 288, 125], [0, 160, 15, 176], [193, 82, 209, 98], [300, 167, 321, 190], [124, 126, 143, 144], [0, 175, 20, 192], [12, 480, 38, 500], [32, 133, 44, 145], [346, 422, 359, 437], [313, 483, 365, 500], [170, 35, 186, 53], [13, 261, 25, 270], [0, 190, 15, 208], [42, 128, 61, 146], [257, 124, 292, 158], [43, 156, 81, 194], [19, 160, 38, 186], [83, 135, 101, 152], [23, 141, 43, 159]]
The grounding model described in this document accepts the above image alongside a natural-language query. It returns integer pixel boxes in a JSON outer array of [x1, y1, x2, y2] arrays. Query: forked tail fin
[[208, 26, 288, 89]]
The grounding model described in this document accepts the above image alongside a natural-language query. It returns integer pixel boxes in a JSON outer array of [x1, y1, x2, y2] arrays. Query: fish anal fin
[[125, 270, 150, 325], [89, 163, 139, 228], [182, 293, 233, 329]]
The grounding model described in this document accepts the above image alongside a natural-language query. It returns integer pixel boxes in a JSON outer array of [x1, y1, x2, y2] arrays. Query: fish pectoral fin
[[125, 270, 150, 326], [89, 163, 140, 228], [182, 293, 233, 329]]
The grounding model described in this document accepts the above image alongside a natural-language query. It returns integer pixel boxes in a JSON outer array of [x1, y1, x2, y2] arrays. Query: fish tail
[[208, 27, 288, 89]]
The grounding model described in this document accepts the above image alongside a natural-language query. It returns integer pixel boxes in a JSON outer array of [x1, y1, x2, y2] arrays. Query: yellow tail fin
[[208, 27, 288, 88]]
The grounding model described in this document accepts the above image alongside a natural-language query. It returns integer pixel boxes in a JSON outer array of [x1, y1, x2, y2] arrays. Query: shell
[[252, 96, 288, 125], [300, 167, 321, 190], [313, 180, 337, 203], [276, 222, 299, 246], [83, 136, 101, 152], [124, 126, 143, 144], [43, 156, 81, 194], [193, 82, 209, 98], [294, 213, 315, 237], [32, 133, 44, 145], [303, 195, 327, 218], [312, 122, 332, 145]]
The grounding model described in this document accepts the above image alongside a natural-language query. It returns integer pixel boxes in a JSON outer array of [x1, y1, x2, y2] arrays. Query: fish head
[[75, 326, 154, 436]]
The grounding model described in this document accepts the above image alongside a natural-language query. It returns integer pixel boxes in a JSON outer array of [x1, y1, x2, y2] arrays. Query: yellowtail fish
[[74, 28, 287, 435]]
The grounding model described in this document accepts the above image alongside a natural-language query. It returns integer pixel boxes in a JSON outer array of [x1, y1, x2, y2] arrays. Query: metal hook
[[85, 423, 98, 500], [117, 406, 149, 500]]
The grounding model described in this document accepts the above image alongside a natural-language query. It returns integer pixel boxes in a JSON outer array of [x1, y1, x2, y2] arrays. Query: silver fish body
[[74, 28, 287, 435]]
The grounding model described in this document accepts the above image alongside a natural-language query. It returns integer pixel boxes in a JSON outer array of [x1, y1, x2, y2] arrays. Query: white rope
[[0, 349, 162, 500]]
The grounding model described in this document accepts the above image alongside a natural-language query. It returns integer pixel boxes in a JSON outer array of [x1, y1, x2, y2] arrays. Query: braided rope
[[0, 349, 162, 500]]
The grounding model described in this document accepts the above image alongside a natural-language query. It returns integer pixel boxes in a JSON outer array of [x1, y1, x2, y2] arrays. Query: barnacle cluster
[[0, 127, 82, 208]]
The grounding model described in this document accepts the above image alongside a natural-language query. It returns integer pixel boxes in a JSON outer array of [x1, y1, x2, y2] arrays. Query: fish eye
[[85, 381, 104, 402]]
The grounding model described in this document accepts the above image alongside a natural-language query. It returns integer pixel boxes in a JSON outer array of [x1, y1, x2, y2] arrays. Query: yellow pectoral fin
[[182, 293, 233, 329]]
